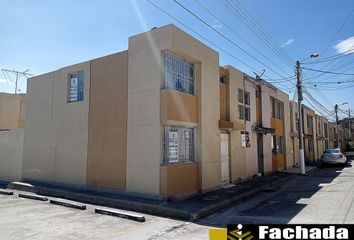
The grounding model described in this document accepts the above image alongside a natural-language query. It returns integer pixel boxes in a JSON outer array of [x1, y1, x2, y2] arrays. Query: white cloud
[[212, 19, 223, 29], [281, 38, 294, 47], [334, 36, 354, 54]]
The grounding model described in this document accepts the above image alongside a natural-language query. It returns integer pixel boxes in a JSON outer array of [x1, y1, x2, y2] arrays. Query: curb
[[18, 193, 48, 201], [95, 207, 146, 222], [4, 174, 299, 221], [49, 199, 86, 210], [0, 189, 14, 195], [7, 182, 37, 193], [191, 174, 297, 221], [37, 187, 191, 220]]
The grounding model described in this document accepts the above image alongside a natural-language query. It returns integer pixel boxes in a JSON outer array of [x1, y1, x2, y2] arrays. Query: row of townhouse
[[0, 24, 347, 198], [289, 101, 347, 166]]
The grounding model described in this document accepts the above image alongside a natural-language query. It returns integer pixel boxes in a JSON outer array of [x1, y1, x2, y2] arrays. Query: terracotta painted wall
[[160, 163, 198, 196], [160, 89, 198, 124], [86, 51, 128, 190]]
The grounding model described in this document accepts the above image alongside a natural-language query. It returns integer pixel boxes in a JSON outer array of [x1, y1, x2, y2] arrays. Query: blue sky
[[0, 0, 353, 120]]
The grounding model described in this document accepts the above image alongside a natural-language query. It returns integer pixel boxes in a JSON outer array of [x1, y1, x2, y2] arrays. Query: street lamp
[[296, 53, 319, 175]]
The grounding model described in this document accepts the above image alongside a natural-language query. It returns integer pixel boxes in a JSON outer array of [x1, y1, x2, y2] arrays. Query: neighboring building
[[218, 65, 292, 182], [302, 105, 317, 162], [218, 66, 259, 182], [328, 122, 337, 148], [315, 114, 328, 158], [0, 92, 26, 181], [263, 80, 292, 172]]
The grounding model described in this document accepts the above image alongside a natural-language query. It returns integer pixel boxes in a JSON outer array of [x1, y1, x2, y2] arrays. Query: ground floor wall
[[0, 129, 24, 181]]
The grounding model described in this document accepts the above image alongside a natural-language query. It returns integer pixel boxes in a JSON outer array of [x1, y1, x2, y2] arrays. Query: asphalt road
[[1, 163, 354, 240]]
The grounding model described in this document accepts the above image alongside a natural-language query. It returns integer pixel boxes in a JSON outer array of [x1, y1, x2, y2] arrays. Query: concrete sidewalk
[[3, 167, 317, 221]]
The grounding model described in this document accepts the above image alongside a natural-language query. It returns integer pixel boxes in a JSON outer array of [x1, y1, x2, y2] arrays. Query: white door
[[220, 133, 230, 183]]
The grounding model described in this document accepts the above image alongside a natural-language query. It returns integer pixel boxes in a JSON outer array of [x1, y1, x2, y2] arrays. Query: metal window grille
[[68, 71, 84, 102], [163, 126, 195, 164], [164, 52, 194, 95]]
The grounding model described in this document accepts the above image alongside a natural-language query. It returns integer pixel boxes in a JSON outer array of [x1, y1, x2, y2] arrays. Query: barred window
[[68, 71, 84, 102], [272, 135, 285, 155], [164, 52, 194, 95], [163, 126, 195, 164]]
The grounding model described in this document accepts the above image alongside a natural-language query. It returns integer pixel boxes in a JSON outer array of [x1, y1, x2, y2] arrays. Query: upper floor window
[[238, 89, 251, 121], [68, 72, 84, 102], [271, 97, 284, 120], [164, 51, 194, 95], [307, 115, 313, 128]]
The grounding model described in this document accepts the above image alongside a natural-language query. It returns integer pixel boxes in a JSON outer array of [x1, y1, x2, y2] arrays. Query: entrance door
[[257, 135, 264, 175], [220, 133, 230, 183]]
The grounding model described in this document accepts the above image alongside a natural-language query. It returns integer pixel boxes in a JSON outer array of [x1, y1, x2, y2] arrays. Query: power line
[[302, 67, 354, 76], [170, 0, 295, 83], [307, 9, 354, 72], [224, 0, 295, 69], [230, 0, 295, 66], [193, 0, 293, 78]]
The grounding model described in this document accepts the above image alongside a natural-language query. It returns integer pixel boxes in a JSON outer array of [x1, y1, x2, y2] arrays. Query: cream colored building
[[22, 24, 299, 197], [23, 24, 221, 197], [0, 93, 26, 181]]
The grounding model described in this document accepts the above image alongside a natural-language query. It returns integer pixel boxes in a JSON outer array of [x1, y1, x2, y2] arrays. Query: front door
[[220, 133, 230, 183]]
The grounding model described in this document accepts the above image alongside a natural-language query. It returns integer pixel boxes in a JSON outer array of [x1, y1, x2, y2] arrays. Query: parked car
[[320, 149, 347, 166]]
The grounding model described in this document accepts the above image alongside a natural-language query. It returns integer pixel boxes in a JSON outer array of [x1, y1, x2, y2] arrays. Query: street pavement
[[1, 163, 354, 239]]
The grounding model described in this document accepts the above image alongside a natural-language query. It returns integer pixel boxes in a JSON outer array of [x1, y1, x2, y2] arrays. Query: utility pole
[[334, 102, 348, 148], [348, 109, 352, 141], [296, 60, 306, 175], [1, 68, 33, 94], [335, 104, 339, 148]]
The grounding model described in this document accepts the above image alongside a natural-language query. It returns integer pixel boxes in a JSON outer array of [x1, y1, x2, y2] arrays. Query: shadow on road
[[197, 162, 352, 227]]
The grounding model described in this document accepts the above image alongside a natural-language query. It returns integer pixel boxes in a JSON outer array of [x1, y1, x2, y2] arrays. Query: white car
[[320, 149, 347, 166]]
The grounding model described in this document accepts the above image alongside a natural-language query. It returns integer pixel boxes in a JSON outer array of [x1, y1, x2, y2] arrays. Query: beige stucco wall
[[23, 62, 90, 186], [0, 93, 25, 129], [0, 129, 24, 181], [127, 24, 220, 195]]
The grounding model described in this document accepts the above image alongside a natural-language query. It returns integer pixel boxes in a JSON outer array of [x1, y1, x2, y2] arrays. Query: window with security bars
[[68, 71, 84, 102], [164, 51, 194, 95], [272, 135, 285, 155], [163, 126, 195, 164]]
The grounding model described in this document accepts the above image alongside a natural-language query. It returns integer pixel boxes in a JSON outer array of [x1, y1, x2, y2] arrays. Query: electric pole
[[334, 102, 348, 148], [1, 68, 33, 94], [296, 60, 306, 175], [348, 109, 352, 141], [335, 104, 339, 148]]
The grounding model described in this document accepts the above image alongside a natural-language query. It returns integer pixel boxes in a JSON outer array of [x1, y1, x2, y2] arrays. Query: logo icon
[[228, 224, 254, 240]]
